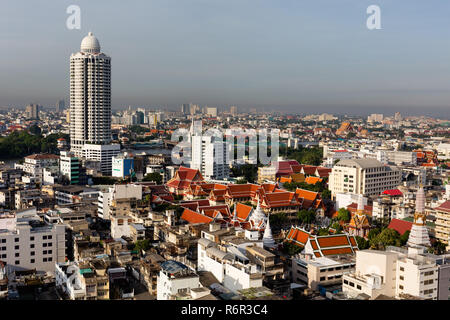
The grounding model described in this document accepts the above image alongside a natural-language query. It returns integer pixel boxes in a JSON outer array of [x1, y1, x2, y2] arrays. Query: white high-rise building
[[69, 32, 120, 175], [191, 133, 229, 181]]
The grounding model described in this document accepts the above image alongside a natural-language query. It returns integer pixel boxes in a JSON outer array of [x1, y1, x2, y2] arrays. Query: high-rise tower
[[69, 32, 120, 175]]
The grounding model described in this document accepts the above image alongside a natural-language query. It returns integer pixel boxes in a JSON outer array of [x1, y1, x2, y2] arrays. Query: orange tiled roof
[[234, 203, 253, 221], [180, 208, 213, 224], [261, 191, 300, 209], [305, 176, 323, 185]]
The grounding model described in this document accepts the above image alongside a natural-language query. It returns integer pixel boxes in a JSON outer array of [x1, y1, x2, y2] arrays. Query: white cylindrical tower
[[70, 32, 112, 156]]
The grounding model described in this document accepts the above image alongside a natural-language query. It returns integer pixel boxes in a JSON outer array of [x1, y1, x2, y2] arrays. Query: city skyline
[[1, 1, 450, 117]]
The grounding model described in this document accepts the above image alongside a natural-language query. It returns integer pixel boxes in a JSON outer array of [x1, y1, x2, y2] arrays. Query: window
[[31, 251, 35, 256], [14, 245, 19, 250], [0, 254, 5, 259], [320, 276, 326, 281], [43, 258, 47, 262], [399, 276, 404, 280], [357, 285, 362, 290], [30, 259, 35, 263], [47, 242, 53, 247], [15, 260, 20, 265], [14, 238, 19, 242], [48, 250, 52, 254], [30, 236, 34, 241], [43, 243, 47, 247], [400, 267, 404, 271], [15, 253, 19, 257], [30, 244, 35, 249], [1, 239, 5, 243], [47, 235, 52, 240], [399, 285, 404, 290], [344, 280, 348, 285], [43, 235, 47, 240]]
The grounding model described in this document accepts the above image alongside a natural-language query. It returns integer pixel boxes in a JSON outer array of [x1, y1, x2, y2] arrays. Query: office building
[[328, 158, 401, 198]]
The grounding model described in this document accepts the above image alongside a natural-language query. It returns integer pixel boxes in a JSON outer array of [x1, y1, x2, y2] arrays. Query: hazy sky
[[1, 0, 450, 117]]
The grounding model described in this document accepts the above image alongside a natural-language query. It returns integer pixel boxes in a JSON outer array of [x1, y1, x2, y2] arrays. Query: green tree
[[337, 208, 351, 223], [282, 241, 302, 256], [400, 230, 410, 246], [355, 236, 370, 249], [330, 222, 342, 233], [297, 209, 316, 224], [29, 124, 41, 135], [317, 228, 329, 236], [143, 172, 162, 184], [270, 212, 288, 228], [371, 228, 401, 249], [134, 239, 151, 252]]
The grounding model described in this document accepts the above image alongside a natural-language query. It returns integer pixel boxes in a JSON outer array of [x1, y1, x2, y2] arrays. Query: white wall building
[[329, 158, 401, 198], [343, 247, 440, 300], [197, 237, 263, 293], [191, 135, 229, 181], [0, 208, 66, 274], [156, 260, 202, 300]]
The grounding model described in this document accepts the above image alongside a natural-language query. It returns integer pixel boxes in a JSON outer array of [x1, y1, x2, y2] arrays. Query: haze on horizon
[[1, 0, 450, 118]]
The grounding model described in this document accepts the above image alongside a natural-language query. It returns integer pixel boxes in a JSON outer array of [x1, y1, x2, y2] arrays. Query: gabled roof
[[261, 191, 300, 209], [382, 189, 403, 196], [387, 218, 412, 235], [285, 227, 311, 247], [180, 208, 213, 224], [225, 183, 260, 199], [305, 176, 323, 185], [166, 166, 204, 190], [347, 203, 373, 216], [286, 227, 358, 257], [315, 168, 332, 178], [234, 203, 253, 221], [435, 200, 450, 212]]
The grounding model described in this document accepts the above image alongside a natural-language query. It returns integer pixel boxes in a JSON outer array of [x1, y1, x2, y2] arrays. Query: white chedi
[[262, 214, 276, 249], [407, 186, 430, 248], [249, 199, 267, 231]]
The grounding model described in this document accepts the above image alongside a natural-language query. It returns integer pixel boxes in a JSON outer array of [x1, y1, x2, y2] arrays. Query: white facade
[[191, 135, 229, 180], [343, 247, 439, 300], [0, 208, 66, 273], [70, 32, 119, 175], [97, 184, 142, 220], [81, 143, 120, 176], [197, 238, 263, 293], [329, 158, 401, 198], [156, 261, 202, 300], [335, 193, 367, 210]]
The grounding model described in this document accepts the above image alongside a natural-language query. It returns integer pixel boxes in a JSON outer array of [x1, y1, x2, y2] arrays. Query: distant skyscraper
[[56, 99, 65, 112], [69, 32, 120, 175], [25, 104, 40, 120], [230, 105, 237, 116], [181, 104, 190, 115]]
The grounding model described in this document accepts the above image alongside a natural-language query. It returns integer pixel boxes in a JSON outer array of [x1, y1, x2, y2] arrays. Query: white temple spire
[[263, 213, 276, 249]]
